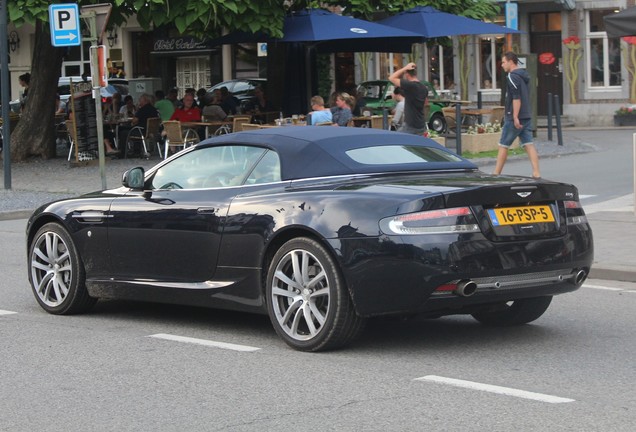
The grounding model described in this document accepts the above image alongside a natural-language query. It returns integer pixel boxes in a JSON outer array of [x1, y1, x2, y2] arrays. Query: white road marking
[[0, 310, 17, 315], [579, 195, 594, 200], [148, 333, 261, 352], [583, 284, 624, 291], [415, 375, 575, 404]]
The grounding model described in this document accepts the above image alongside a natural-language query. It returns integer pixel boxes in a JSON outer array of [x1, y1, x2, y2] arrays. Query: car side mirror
[[122, 167, 145, 190]]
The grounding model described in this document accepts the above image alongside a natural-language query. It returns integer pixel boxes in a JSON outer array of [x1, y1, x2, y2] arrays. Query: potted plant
[[614, 105, 636, 126], [424, 129, 446, 146], [461, 121, 502, 153]]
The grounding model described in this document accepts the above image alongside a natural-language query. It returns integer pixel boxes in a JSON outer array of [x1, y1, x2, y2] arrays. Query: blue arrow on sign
[[49, 4, 82, 47]]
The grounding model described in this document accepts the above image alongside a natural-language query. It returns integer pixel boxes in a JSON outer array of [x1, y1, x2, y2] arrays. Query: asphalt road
[[1, 217, 635, 431]]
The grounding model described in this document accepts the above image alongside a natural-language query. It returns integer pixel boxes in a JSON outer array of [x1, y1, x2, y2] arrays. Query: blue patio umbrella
[[379, 6, 520, 37], [210, 8, 425, 53], [209, 9, 426, 116]]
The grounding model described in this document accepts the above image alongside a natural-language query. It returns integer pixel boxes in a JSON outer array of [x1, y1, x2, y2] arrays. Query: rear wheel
[[28, 222, 97, 315], [429, 112, 447, 134], [266, 237, 365, 351], [471, 296, 553, 326]]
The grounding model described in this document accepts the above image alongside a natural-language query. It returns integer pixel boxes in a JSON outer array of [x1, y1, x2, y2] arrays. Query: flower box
[[430, 136, 446, 146], [613, 115, 636, 127], [460, 132, 502, 153]]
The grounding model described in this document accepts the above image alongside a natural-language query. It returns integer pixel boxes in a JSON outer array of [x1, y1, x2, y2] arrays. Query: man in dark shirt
[[493, 51, 540, 178], [389, 62, 428, 135]]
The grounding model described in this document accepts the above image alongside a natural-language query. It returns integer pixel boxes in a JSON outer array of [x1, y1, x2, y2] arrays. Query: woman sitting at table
[[330, 92, 353, 127], [308, 96, 332, 125]]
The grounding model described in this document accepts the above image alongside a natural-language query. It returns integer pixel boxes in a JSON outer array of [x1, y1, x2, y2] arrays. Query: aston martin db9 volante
[[27, 127, 593, 351]]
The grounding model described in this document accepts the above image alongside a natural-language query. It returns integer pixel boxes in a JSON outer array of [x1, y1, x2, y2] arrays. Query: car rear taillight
[[564, 200, 588, 225], [380, 207, 480, 235]]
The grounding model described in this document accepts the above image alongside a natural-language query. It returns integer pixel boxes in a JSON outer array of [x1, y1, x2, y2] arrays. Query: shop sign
[[153, 36, 213, 52]]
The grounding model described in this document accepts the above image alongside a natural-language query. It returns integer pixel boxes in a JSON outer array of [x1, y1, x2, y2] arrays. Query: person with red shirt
[[170, 93, 201, 122]]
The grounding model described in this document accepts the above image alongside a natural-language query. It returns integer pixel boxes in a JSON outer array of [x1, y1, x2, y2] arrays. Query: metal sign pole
[[82, 11, 106, 190], [1, 0, 12, 189]]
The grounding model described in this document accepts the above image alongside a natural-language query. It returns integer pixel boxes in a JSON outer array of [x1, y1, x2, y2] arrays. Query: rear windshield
[[346, 145, 463, 165]]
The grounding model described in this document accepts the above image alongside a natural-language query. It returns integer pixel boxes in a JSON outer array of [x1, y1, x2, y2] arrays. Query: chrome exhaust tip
[[574, 269, 587, 286], [455, 280, 478, 297]]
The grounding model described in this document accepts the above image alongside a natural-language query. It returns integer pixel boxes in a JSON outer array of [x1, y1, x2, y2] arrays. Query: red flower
[[623, 36, 636, 45], [563, 36, 580, 45]]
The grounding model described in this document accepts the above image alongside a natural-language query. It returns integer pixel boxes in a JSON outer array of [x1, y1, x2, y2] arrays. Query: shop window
[[61, 41, 91, 77], [587, 9, 622, 88], [426, 44, 455, 94], [478, 36, 505, 90]]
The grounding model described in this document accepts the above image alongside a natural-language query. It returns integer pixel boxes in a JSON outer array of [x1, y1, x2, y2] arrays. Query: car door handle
[[197, 207, 217, 215], [72, 211, 111, 223]]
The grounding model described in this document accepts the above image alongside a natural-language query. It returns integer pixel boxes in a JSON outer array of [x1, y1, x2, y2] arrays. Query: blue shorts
[[499, 118, 533, 148]]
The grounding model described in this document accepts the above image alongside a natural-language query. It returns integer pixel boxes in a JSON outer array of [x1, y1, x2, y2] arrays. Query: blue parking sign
[[505, 2, 518, 31], [49, 4, 82, 47]]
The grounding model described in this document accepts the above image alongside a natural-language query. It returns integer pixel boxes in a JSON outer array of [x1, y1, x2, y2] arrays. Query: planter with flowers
[[614, 105, 636, 126], [461, 121, 502, 153], [424, 129, 446, 146]]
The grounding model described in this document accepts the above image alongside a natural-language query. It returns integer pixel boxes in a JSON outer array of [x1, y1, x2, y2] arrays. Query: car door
[[107, 144, 268, 282]]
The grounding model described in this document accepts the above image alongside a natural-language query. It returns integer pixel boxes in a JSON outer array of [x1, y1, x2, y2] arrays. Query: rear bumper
[[331, 225, 593, 317]]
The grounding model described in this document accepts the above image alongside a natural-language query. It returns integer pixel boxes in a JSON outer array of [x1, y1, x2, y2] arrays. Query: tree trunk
[[9, 21, 64, 162]]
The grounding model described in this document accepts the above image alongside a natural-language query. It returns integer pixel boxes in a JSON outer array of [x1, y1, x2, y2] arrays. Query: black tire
[[429, 112, 447, 134], [266, 237, 366, 351], [471, 296, 553, 326], [28, 222, 97, 315]]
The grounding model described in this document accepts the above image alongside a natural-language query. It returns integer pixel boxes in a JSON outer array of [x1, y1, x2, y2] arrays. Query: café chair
[[125, 117, 161, 159], [369, 115, 393, 130], [160, 120, 200, 159], [241, 123, 262, 130], [232, 115, 252, 132]]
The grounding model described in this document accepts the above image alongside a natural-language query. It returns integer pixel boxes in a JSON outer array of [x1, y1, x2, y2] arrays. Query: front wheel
[[429, 112, 447, 134], [471, 296, 553, 326], [28, 222, 96, 315], [266, 237, 365, 351]]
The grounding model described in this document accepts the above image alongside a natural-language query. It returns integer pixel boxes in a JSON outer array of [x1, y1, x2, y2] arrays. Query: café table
[[181, 120, 232, 138]]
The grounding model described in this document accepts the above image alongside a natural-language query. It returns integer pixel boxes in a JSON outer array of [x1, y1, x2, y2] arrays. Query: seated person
[[308, 96, 333, 125], [118, 93, 159, 155], [170, 93, 201, 122], [391, 87, 405, 130], [330, 92, 353, 127], [119, 95, 136, 118], [168, 92, 203, 140], [154, 90, 175, 121], [219, 87, 239, 115], [201, 93, 227, 121]]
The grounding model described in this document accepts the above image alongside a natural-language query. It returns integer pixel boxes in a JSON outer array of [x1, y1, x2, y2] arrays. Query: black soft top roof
[[204, 127, 476, 180]]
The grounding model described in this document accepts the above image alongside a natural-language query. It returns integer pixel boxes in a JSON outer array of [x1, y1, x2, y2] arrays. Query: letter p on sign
[[49, 4, 82, 47]]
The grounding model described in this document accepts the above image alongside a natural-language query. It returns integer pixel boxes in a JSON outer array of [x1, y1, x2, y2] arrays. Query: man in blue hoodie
[[493, 51, 541, 179]]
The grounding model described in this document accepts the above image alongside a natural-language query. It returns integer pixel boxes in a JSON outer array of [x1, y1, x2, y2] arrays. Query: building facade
[[3, 1, 635, 125]]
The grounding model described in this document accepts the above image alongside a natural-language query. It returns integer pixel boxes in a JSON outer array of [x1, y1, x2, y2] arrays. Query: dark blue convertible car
[[26, 127, 593, 351]]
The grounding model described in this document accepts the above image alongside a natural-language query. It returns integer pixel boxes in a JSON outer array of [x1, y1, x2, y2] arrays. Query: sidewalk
[[1, 132, 635, 283]]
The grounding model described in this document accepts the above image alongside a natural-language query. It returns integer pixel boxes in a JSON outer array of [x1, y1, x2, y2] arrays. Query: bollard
[[554, 94, 563, 146], [547, 92, 553, 142], [382, 108, 389, 130], [477, 91, 483, 124], [455, 102, 462, 155]]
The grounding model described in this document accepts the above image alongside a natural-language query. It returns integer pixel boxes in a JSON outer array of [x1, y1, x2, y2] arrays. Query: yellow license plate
[[487, 205, 555, 226]]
